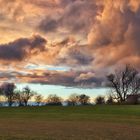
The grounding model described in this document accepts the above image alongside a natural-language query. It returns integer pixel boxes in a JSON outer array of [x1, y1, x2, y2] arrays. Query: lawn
[[0, 105, 139, 140]]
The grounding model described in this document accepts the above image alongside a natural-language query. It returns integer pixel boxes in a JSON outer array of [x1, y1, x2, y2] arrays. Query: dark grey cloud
[[0, 68, 106, 88], [38, 17, 58, 33], [30, 70, 104, 88], [37, 0, 98, 34], [57, 45, 93, 66], [0, 35, 47, 61]]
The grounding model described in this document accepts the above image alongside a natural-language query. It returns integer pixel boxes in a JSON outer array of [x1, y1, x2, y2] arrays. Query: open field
[[0, 105, 139, 140]]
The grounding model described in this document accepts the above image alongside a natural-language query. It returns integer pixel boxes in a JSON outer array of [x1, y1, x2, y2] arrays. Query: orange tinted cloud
[[0, 0, 139, 87]]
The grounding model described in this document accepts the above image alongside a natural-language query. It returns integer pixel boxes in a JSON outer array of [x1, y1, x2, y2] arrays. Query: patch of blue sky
[[25, 64, 70, 71], [16, 83, 107, 99]]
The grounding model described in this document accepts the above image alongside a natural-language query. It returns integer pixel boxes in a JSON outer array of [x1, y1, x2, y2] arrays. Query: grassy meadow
[[0, 105, 139, 140]]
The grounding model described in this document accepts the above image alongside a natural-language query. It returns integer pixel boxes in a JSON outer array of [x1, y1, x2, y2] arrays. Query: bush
[[95, 96, 105, 105]]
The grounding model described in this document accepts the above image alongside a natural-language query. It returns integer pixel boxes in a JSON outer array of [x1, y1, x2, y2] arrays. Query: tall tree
[[35, 94, 43, 106], [0, 83, 16, 106], [78, 94, 90, 105], [14, 90, 25, 106], [22, 86, 35, 106], [67, 93, 79, 106], [46, 94, 62, 106], [107, 65, 140, 102]]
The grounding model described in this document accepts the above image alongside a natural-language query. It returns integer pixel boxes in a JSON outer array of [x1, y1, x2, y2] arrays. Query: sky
[[16, 83, 107, 99], [0, 0, 140, 98]]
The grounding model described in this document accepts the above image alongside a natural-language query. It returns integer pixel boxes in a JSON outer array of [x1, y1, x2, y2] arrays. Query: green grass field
[[0, 105, 139, 140]]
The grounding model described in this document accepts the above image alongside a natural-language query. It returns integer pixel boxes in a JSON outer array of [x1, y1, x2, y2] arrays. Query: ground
[[0, 105, 139, 140]]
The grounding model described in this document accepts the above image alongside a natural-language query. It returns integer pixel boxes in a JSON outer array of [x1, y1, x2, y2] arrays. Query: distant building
[[126, 94, 140, 104]]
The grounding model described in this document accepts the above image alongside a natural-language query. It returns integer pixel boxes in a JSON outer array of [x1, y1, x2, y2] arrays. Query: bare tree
[[14, 90, 25, 106], [35, 94, 43, 106], [107, 65, 140, 102], [0, 83, 16, 106], [67, 93, 79, 106], [21, 86, 35, 106], [78, 94, 90, 105], [46, 94, 62, 106]]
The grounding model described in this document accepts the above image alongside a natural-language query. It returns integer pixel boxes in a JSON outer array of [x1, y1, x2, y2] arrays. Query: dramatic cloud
[[38, 0, 98, 35], [0, 68, 103, 88], [56, 44, 93, 66], [0, 35, 47, 62], [0, 0, 140, 88], [88, 0, 140, 69]]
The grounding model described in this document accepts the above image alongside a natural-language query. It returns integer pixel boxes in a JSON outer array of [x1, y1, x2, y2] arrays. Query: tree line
[[0, 64, 139, 107], [0, 83, 113, 107]]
